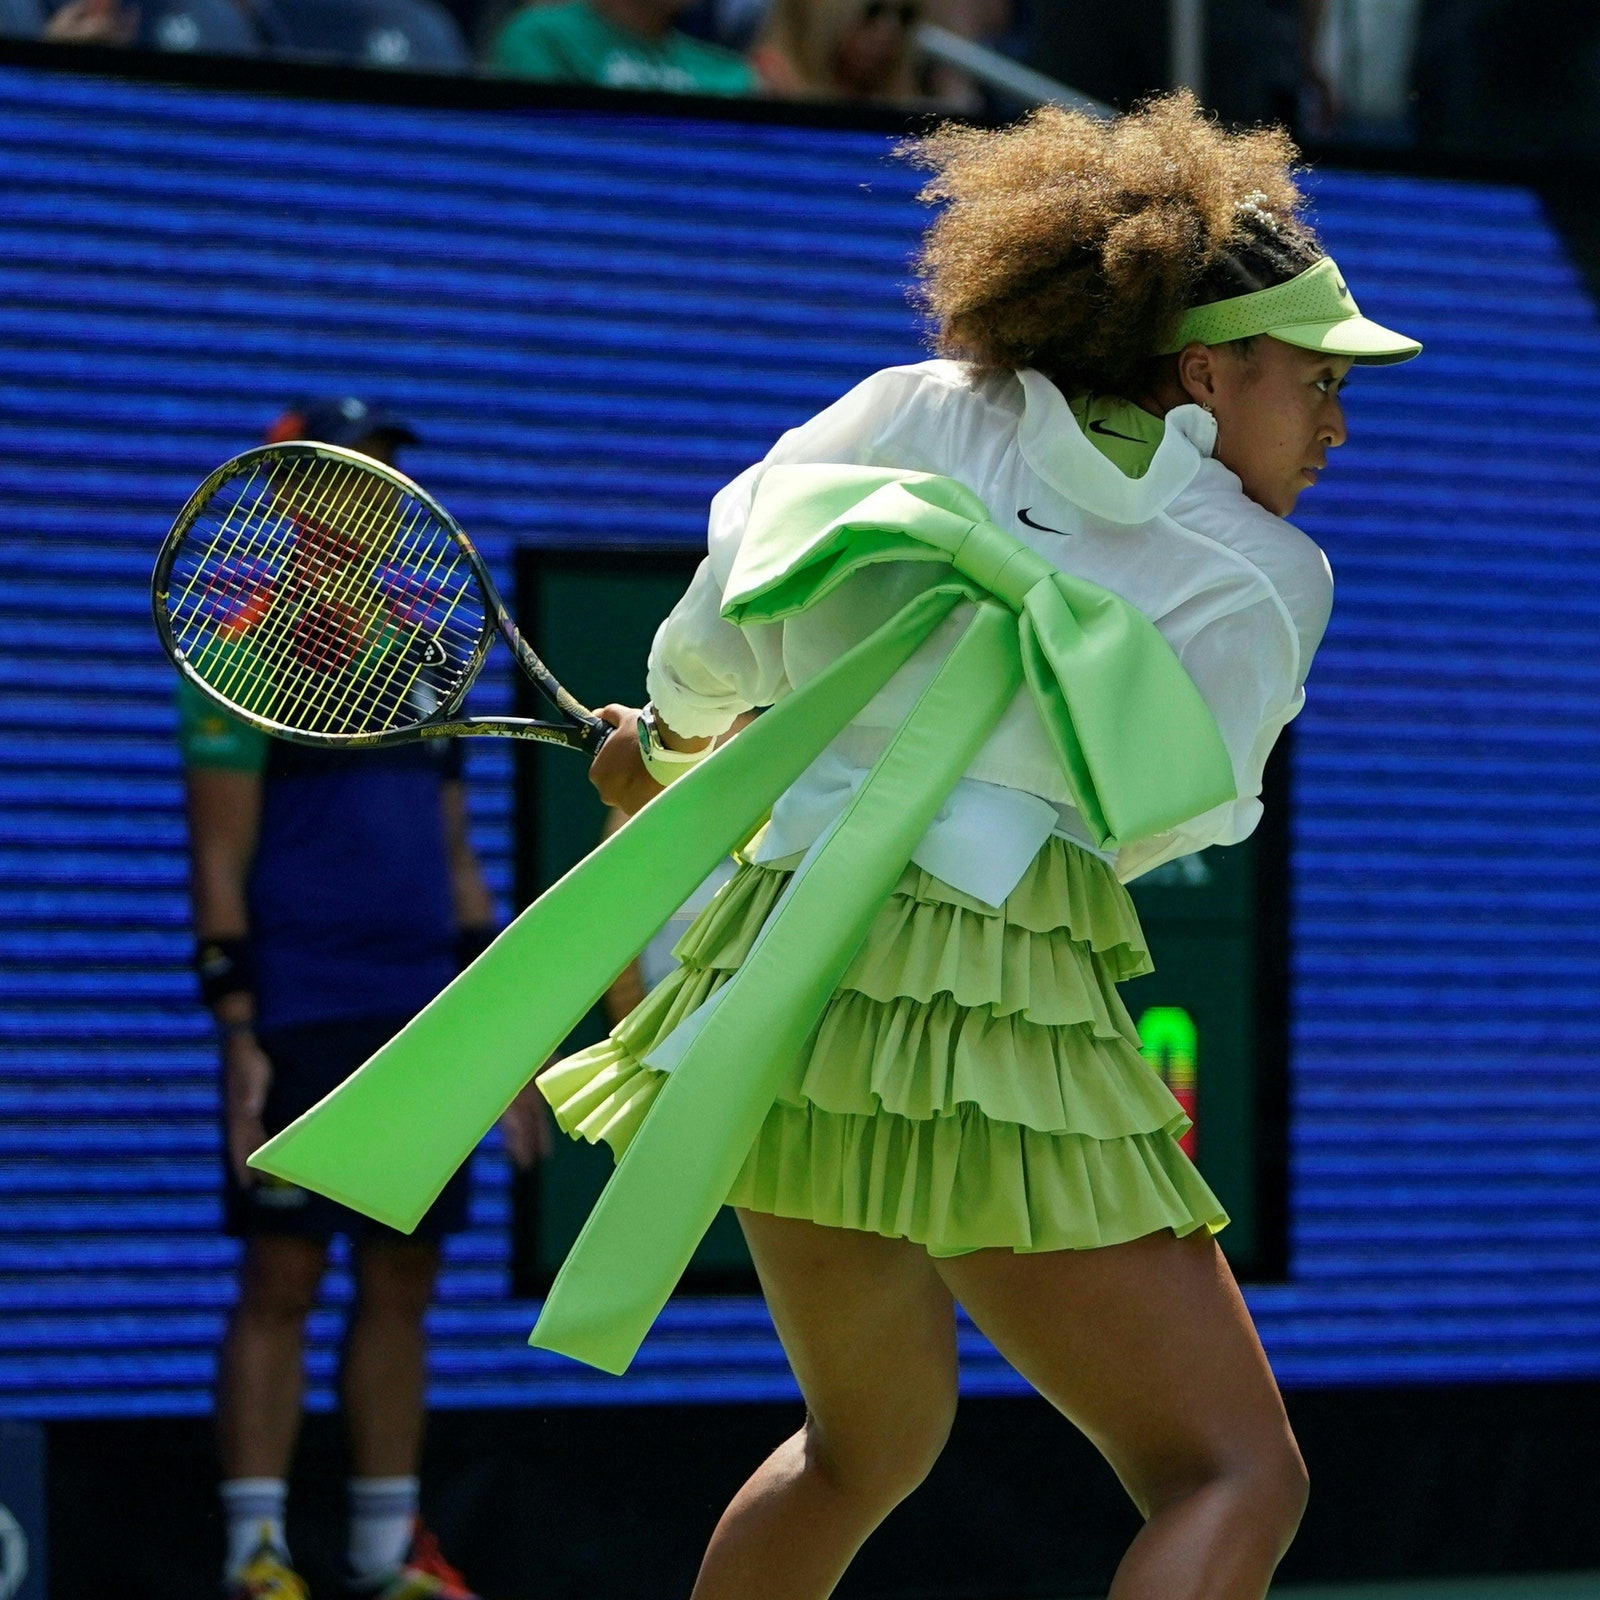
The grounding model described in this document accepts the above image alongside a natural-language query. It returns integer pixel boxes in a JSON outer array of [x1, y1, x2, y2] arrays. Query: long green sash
[[250, 464, 1237, 1374]]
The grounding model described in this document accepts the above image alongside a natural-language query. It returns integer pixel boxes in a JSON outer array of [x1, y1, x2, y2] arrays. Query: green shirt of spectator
[[490, 0, 756, 96]]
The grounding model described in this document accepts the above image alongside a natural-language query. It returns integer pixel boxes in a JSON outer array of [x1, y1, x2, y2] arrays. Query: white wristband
[[637, 707, 716, 787]]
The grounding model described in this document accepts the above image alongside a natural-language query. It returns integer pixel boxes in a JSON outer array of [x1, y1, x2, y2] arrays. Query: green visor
[[1160, 256, 1421, 365]]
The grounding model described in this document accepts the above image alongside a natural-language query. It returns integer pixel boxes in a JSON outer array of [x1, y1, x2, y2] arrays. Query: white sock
[[347, 1476, 419, 1585], [220, 1477, 288, 1580]]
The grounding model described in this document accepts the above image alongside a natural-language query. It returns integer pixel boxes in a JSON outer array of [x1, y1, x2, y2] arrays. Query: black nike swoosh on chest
[[1018, 507, 1069, 535], [1088, 418, 1145, 443]]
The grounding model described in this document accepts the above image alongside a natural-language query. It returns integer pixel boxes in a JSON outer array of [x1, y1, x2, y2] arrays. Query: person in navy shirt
[[181, 398, 546, 1600]]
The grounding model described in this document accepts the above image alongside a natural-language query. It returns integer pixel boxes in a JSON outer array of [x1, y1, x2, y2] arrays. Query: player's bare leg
[[690, 1211, 959, 1600], [936, 1230, 1307, 1600]]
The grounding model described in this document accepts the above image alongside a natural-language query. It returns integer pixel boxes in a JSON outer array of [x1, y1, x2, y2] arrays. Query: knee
[[354, 1241, 440, 1322], [805, 1389, 956, 1514], [237, 1237, 326, 1323], [1259, 1439, 1310, 1543], [1175, 1435, 1310, 1555], [1234, 1439, 1310, 1563]]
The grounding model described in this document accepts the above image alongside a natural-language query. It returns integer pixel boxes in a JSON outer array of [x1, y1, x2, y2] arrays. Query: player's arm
[[181, 682, 266, 998], [178, 683, 272, 1185], [188, 766, 262, 979]]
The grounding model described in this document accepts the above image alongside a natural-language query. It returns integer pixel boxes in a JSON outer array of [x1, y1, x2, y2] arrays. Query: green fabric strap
[[249, 463, 1237, 1374], [247, 580, 962, 1230], [531, 603, 1022, 1372]]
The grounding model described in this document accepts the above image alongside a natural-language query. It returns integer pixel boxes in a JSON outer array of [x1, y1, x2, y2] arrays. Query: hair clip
[[1235, 192, 1281, 230]]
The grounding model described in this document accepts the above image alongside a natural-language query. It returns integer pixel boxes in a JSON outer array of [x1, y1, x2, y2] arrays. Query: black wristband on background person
[[195, 935, 255, 1009], [454, 925, 497, 972]]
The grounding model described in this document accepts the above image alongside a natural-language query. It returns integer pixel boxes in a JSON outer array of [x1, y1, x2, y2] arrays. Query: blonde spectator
[[750, 0, 925, 103]]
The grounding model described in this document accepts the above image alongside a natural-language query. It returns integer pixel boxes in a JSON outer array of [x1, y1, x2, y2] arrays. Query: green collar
[[1069, 394, 1165, 480]]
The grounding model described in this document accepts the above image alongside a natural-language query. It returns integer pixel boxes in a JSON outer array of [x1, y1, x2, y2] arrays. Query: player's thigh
[[935, 1229, 1303, 1517], [737, 1210, 960, 1482]]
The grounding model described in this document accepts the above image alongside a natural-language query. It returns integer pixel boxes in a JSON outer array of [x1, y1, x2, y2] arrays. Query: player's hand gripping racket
[[152, 442, 608, 754]]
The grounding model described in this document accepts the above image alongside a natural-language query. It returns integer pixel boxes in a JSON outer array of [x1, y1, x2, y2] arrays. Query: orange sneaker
[[351, 1520, 478, 1600]]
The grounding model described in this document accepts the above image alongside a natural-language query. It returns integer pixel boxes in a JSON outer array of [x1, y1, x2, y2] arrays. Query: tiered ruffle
[[538, 836, 1227, 1255]]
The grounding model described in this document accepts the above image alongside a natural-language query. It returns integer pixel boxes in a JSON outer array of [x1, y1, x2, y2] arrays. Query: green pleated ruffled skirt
[[537, 835, 1227, 1256]]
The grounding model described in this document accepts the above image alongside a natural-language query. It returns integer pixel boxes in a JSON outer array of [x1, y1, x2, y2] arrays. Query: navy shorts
[[224, 1013, 473, 1242]]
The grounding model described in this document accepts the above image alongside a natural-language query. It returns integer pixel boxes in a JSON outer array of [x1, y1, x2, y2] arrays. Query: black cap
[[265, 396, 420, 449]]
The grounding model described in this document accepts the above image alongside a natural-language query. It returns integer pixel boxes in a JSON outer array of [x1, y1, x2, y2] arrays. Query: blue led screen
[[1, 59, 1598, 1418]]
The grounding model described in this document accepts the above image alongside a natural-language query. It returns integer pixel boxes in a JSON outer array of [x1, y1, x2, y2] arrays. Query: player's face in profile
[[1208, 341, 1353, 517]]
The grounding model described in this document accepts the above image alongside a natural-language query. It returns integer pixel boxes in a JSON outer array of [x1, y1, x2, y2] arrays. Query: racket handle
[[575, 713, 611, 756]]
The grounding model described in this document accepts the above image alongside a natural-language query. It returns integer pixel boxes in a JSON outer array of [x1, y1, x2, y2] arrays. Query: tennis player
[[182, 399, 545, 1600], [546, 95, 1420, 1599]]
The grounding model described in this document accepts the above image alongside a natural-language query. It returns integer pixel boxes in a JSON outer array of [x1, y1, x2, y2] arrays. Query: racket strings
[[165, 451, 486, 739], [198, 457, 387, 727], [204, 481, 471, 736], [323, 474, 482, 724], [200, 456, 350, 716], [264, 468, 425, 731], [244, 462, 480, 734]]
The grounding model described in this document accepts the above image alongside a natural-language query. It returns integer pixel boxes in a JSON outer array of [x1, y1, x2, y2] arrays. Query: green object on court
[[249, 464, 1238, 1372]]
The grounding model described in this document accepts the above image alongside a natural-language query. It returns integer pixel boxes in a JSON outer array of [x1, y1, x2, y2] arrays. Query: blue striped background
[[0, 61, 1596, 1417]]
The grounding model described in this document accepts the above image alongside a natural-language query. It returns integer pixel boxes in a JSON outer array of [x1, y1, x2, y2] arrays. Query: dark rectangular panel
[[511, 549, 754, 1292]]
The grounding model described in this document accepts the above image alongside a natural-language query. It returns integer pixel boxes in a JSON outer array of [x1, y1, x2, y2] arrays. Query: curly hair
[[902, 92, 1325, 397]]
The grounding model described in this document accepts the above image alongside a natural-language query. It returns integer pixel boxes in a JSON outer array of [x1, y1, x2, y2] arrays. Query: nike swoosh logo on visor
[[1018, 507, 1069, 535], [1088, 418, 1144, 444]]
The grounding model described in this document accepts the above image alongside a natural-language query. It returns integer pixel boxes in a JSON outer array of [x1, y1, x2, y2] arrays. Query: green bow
[[249, 465, 1236, 1374]]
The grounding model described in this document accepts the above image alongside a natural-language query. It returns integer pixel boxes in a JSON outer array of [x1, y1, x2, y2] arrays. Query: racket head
[[153, 443, 495, 746]]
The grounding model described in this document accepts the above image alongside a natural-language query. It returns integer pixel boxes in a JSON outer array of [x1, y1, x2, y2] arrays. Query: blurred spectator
[[431, 0, 492, 38], [488, 0, 756, 93], [0, 0, 43, 38], [182, 397, 545, 1600], [1028, 0, 1163, 111], [1309, 0, 1422, 139], [750, 0, 924, 102], [254, 0, 469, 70], [674, 0, 769, 51], [919, 0, 1016, 114], [1031, 0, 1329, 132], [1205, 0, 1330, 130], [43, 0, 137, 42]]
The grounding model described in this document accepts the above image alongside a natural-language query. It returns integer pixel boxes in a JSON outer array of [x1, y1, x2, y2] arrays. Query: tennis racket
[[152, 442, 608, 754]]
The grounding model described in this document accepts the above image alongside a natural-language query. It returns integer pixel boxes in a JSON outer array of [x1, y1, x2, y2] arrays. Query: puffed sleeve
[[645, 364, 936, 738], [1116, 532, 1333, 881], [644, 469, 787, 738]]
